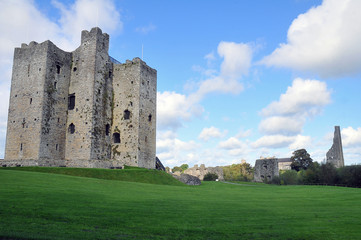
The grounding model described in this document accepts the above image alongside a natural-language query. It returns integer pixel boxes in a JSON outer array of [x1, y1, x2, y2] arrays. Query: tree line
[[272, 149, 361, 188]]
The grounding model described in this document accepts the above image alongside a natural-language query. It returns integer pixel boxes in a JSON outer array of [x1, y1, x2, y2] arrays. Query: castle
[[2, 27, 157, 169]]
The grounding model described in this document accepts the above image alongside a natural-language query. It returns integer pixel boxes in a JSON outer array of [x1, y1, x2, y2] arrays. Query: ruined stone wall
[[184, 164, 224, 181], [326, 126, 344, 168], [253, 159, 279, 182]]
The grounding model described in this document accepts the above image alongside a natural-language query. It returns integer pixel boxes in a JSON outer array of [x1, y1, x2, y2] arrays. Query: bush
[[280, 170, 298, 185], [203, 172, 218, 181]]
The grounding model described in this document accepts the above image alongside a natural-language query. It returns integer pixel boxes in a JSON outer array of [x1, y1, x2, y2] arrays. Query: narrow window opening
[[68, 123, 75, 134], [20, 143, 23, 151], [98, 89, 101, 94], [68, 94, 75, 110], [30, 98, 32, 104], [56, 65, 61, 74], [124, 110, 130, 120], [145, 136, 148, 143], [109, 71, 112, 78], [56, 144, 58, 151], [54, 82, 57, 89], [148, 114, 152, 122], [27, 64, 30, 76], [113, 133, 120, 143], [73, 67, 77, 72], [57, 118, 60, 123], [130, 101, 133, 106], [105, 124, 110, 136]]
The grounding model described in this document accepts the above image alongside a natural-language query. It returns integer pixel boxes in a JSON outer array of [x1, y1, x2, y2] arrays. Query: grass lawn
[[1, 168, 361, 239]]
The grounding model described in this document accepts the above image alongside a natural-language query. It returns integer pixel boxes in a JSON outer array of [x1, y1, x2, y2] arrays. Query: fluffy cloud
[[342, 127, 361, 147], [252, 135, 295, 149], [259, 116, 303, 135], [157, 91, 203, 130], [190, 41, 252, 102], [261, 0, 361, 78], [261, 78, 331, 118], [198, 127, 227, 142], [260, 78, 331, 136], [53, 0, 122, 50], [158, 41, 253, 130]]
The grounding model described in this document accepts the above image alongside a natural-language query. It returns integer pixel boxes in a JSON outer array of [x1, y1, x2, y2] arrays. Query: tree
[[290, 149, 313, 171], [180, 164, 189, 171]]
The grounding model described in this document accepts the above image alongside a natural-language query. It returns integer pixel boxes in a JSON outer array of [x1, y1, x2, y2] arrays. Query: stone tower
[[3, 27, 157, 169], [326, 126, 344, 168], [253, 158, 279, 182]]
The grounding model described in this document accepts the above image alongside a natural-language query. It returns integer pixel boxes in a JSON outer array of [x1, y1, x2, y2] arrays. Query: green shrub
[[203, 172, 218, 181], [280, 170, 298, 185]]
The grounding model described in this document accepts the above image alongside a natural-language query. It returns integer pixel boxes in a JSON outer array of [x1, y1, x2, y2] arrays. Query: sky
[[1, 0, 361, 168]]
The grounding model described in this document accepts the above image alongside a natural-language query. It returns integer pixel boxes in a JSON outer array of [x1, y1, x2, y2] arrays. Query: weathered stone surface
[[173, 173, 201, 185], [184, 164, 224, 180], [278, 158, 292, 171], [3, 27, 157, 169], [326, 126, 344, 168], [253, 158, 279, 182]]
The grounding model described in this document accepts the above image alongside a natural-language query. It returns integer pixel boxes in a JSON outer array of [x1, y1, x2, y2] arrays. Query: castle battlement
[[3, 27, 157, 169]]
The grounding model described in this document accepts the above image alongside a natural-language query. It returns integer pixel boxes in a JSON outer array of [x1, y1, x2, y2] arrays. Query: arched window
[[68, 123, 75, 134]]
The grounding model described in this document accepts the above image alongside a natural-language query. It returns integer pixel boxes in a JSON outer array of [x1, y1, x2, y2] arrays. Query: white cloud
[[157, 91, 203, 130], [252, 135, 295, 148], [53, 0, 122, 50], [218, 41, 252, 79], [259, 116, 303, 135], [189, 41, 252, 103], [259, 78, 331, 137], [289, 135, 312, 150], [198, 126, 227, 142], [219, 137, 244, 150], [135, 23, 156, 34], [158, 41, 253, 130], [261, 0, 361, 78], [261, 78, 331, 118], [342, 127, 361, 148]]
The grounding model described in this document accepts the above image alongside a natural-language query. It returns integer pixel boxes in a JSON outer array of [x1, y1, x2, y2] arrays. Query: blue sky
[[1, 0, 361, 167]]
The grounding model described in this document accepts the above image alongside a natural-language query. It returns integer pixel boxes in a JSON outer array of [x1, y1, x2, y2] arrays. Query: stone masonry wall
[[253, 159, 279, 182], [326, 126, 345, 168], [3, 27, 157, 169]]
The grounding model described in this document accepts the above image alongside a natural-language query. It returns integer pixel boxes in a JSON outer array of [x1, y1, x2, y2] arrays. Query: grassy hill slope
[[1, 169, 361, 239], [0, 166, 184, 186]]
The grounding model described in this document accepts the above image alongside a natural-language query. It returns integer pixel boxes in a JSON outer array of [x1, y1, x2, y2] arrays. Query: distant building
[[326, 126, 344, 168], [254, 158, 279, 182], [3, 27, 157, 169], [278, 158, 292, 171]]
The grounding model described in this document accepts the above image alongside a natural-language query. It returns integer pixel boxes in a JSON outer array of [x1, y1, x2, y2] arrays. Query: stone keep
[[326, 126, 344, 168], [253, 158, 279, 182], [3, 27, 157, 169]]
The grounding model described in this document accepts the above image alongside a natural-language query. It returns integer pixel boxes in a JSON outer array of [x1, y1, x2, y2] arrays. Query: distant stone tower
[[326, 126, 344, 168], [3, 27, 156, 169], [254, 158, 279, 182]]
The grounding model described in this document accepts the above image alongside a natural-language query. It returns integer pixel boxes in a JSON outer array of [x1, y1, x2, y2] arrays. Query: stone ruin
[[326, 126, 345, 168], [253, 158, 279, 182], [184, 164, 224, 181]]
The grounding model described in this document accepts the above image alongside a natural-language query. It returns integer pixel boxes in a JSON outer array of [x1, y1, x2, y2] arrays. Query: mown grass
[[1, 168, 361, 239], [0, 166, 184, 186]]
